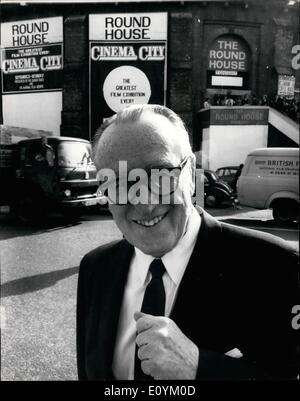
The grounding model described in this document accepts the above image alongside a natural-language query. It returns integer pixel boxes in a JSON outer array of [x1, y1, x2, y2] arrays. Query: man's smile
[[132, 211, 169, 228]]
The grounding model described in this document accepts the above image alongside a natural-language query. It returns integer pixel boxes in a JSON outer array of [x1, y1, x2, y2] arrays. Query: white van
[[237, 147, 299, 223]]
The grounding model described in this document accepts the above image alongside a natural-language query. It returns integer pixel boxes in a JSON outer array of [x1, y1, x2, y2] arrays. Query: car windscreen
[[57, 141, 93, 167]]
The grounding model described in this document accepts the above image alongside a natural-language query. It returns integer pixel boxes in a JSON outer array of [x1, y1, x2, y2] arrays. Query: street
[[0, 205, 298, 381]]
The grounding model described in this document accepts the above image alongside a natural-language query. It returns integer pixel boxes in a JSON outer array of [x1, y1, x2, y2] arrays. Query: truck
[[0, 133, 107, 222], [237, 147, 299, 223]]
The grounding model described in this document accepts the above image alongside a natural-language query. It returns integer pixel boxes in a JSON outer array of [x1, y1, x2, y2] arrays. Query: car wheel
[[205, 194, 218, 207], [272, 199, 299, 224]]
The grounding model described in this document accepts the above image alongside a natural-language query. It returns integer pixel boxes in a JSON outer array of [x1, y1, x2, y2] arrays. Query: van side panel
[[237, 151, 299, 209]]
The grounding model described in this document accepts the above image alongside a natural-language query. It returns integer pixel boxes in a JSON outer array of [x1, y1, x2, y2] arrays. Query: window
[[57, 141, 93, 167]]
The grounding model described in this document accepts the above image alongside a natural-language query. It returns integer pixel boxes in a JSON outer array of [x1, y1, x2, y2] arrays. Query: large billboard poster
[[89, 13, 168, 139], [1, 17, 63, 93]]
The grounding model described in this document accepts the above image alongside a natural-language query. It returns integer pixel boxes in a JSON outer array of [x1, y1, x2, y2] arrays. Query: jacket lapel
[[170, 208, 228, 350], [88, 239, 134, 380]]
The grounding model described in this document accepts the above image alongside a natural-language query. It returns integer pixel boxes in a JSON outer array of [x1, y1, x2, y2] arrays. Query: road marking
[[0, 306, 6, 330]]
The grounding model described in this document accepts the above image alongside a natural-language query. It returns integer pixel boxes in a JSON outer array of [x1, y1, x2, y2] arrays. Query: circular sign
[[103, 65, 151, 112]]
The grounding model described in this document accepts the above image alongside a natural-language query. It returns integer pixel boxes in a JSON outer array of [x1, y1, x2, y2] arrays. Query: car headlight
[[64, 189, 72, 197]]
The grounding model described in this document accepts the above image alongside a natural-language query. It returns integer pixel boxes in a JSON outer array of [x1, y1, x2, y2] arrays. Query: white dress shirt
[[112, 207, 201, 380]]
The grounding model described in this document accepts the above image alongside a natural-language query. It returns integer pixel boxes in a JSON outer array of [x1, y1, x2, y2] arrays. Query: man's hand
[[134, 311, 199, 380]]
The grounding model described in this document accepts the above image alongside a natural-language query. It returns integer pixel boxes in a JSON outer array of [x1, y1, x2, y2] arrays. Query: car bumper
[[61, 196, 107, 208]]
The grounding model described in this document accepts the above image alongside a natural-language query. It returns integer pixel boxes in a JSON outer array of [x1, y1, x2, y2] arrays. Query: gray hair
[[92, 104, 192, 161]]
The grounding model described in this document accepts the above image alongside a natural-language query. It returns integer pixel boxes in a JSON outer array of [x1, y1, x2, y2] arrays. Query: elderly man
[[77, 104, 299, 380]]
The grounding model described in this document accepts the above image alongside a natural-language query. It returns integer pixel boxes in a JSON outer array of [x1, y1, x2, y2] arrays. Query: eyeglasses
[[97, 156, 190, 205]]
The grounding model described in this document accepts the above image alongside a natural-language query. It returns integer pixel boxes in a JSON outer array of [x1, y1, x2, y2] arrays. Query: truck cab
[[7, 136, 106, 221]]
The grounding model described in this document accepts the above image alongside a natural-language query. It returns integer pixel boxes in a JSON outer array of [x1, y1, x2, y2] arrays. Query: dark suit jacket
[[77, 208, 299, 380]]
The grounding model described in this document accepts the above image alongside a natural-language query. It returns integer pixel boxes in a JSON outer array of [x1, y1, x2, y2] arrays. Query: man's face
[[96, 112, 195, 257]]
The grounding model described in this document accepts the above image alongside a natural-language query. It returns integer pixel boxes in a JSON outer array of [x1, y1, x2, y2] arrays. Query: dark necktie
[[134, 258, 166, 380]]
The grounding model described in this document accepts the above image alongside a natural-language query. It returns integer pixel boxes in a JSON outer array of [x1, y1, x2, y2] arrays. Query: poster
[[277, 74, 295, 97], [89, 13, 167, 139], [1, 17, 63, 94]]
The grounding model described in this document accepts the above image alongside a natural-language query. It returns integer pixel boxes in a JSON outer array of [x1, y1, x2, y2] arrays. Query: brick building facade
[[1, 0, 299, 149]]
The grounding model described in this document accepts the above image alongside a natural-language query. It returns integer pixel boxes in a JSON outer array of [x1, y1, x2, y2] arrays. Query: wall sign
[[207, 35, 250, 90], [200, 107, 269, 127], [1, 17, 63, 93], [89, 13, 167, 139], [277, 75, 295, 98]]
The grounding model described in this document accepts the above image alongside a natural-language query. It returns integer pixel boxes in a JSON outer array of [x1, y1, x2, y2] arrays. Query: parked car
[[215, 166, 239, 188], [204, 169, 236, 207]]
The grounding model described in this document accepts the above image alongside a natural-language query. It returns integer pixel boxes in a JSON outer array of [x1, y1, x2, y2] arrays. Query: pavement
[[209, 205, 274, 220], [0, 204, 298, 381], [209, 205, 299, 251]]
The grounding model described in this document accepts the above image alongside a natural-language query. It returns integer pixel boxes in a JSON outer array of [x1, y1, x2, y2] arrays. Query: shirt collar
[[133, 206, 201, 286]]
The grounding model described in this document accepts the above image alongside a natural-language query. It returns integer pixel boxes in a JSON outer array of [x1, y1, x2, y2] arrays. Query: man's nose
[[129, 185, 160, 207], [130, 189, 160, 214]]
